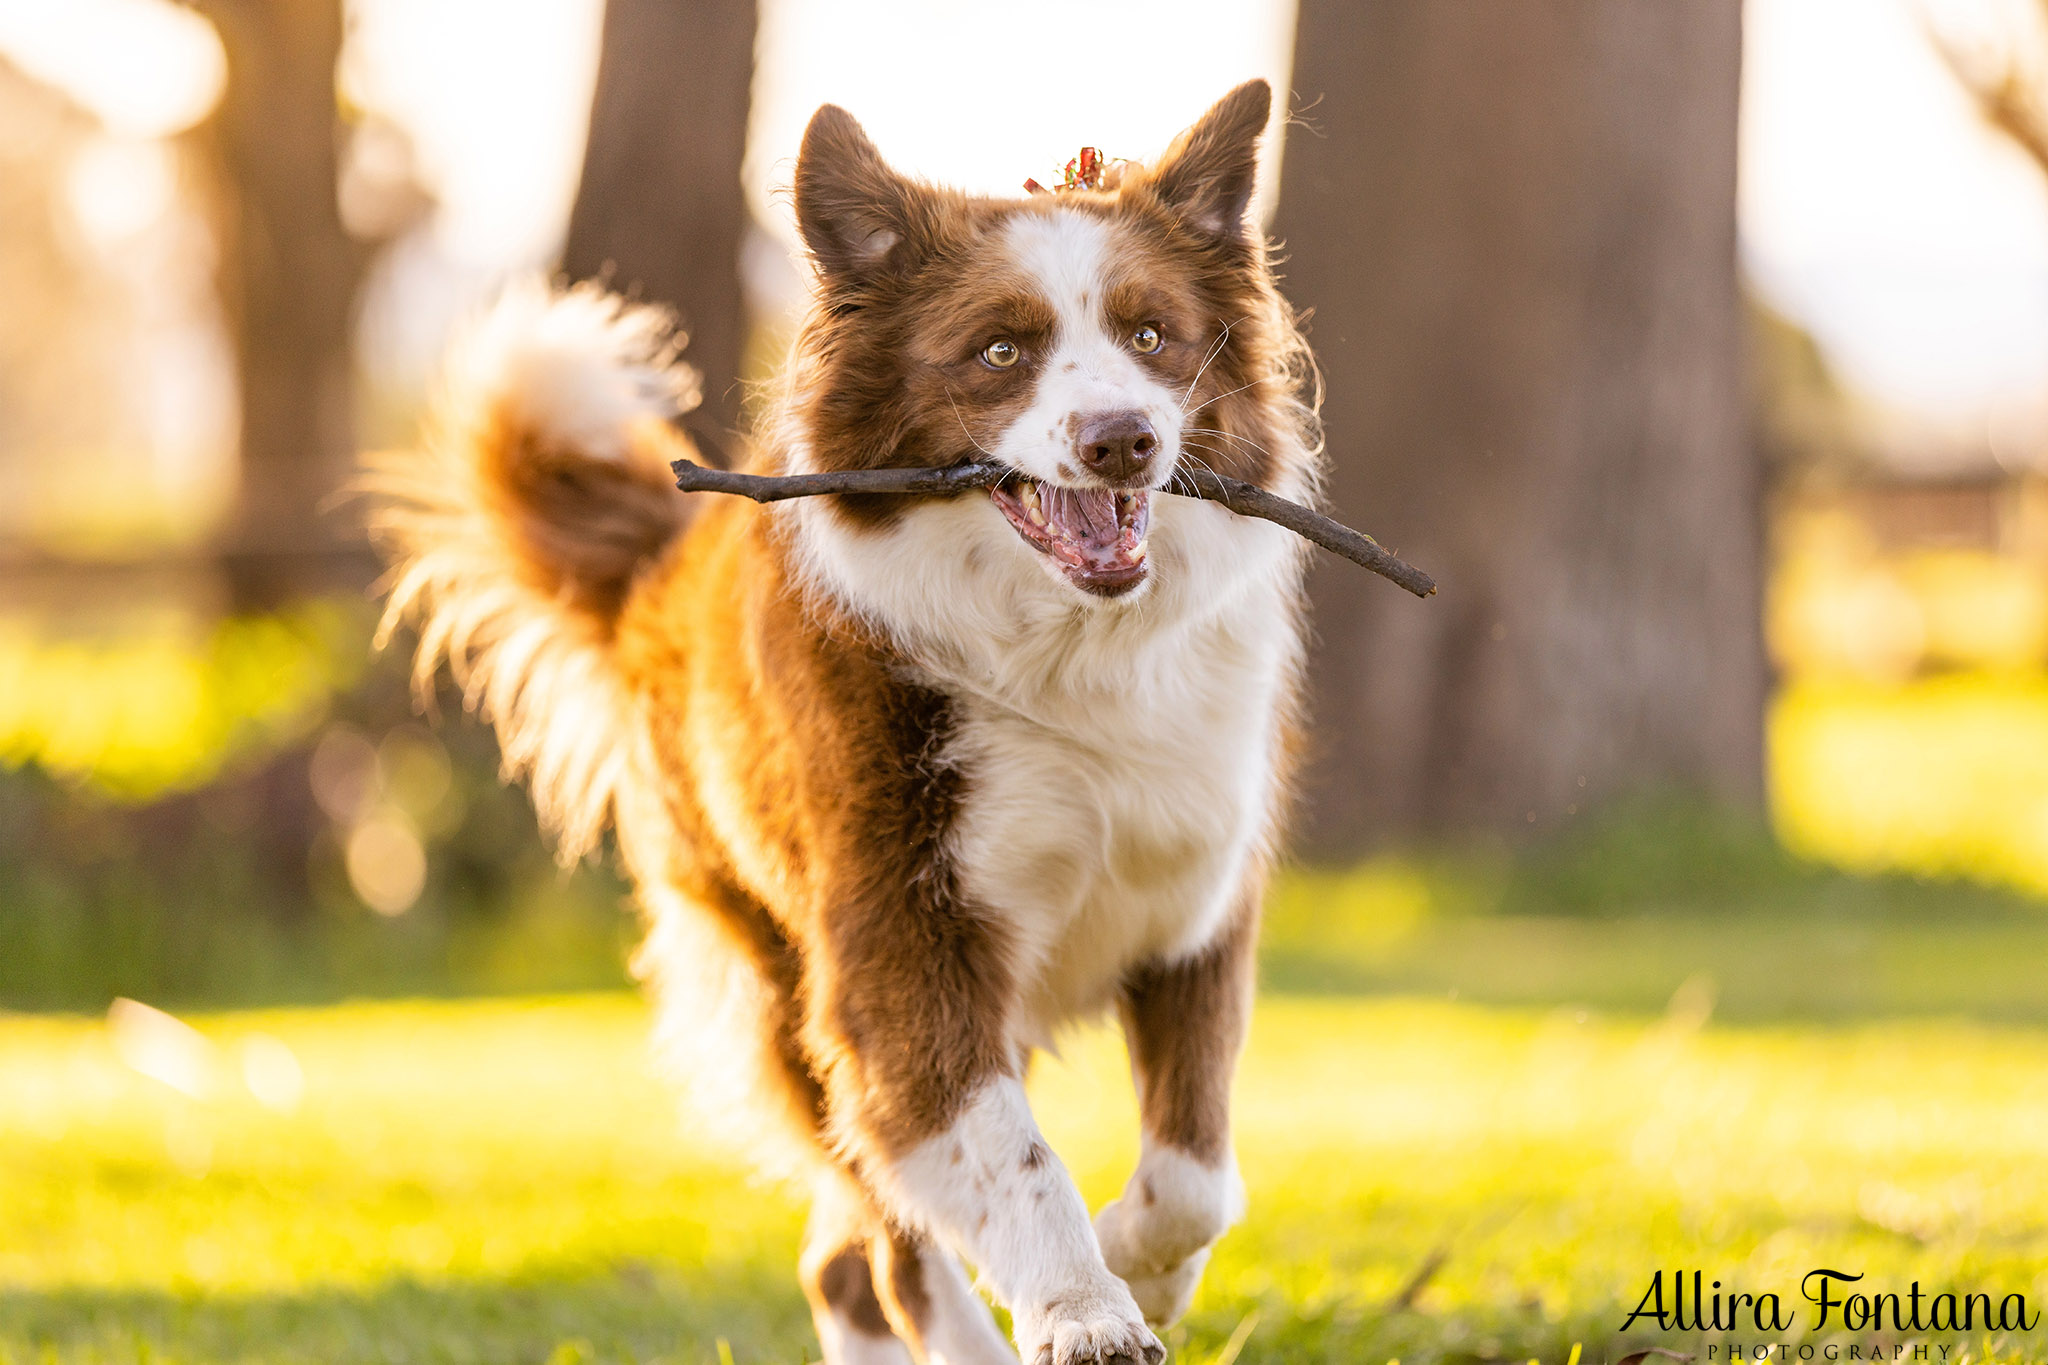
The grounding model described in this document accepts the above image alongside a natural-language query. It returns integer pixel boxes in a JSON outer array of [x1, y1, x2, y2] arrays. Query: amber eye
[[1131, 324, 1164, 354], [981, 338, 1021, 369]]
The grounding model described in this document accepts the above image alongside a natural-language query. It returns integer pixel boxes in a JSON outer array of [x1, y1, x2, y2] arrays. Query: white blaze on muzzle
[[987, 210, 1186, 489], [981, 209, 1188, 597]]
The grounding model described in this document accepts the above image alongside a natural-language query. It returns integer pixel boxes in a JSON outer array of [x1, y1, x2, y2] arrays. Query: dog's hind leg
[[1093, 892, 1256, 1327], [800, 1156, 1016, 1365], [629, 867, 921, 1363], [868, 1225, 1015, 1365], [801, 1176, 915, 1365]]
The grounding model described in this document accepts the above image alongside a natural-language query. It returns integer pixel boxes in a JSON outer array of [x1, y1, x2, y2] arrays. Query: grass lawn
[[5, 993, 2047, 1365]]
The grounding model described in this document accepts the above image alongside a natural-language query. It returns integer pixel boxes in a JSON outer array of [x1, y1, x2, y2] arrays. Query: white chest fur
[[946, 633, 1285, 1045], [789, 481, 1306, 1047]]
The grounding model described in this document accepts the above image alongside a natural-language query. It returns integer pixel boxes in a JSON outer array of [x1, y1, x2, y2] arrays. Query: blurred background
[[7, 0, 2048, 1014], [12, 3, 2048, 1362]]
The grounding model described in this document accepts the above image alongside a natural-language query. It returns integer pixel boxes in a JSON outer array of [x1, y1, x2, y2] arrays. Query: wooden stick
[[670, 457, 1436, 598], [1168, 465, 1436, 598]]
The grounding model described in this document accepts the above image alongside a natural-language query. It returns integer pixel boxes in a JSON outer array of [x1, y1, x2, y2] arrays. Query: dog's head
[[787, 80, 1315, 603]]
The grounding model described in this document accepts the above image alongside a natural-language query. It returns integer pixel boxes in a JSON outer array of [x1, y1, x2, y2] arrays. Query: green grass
[[6, 994, 2047, 1364], [1260, 900, 2048, 1024], [1261, 800, 2048, 1025]]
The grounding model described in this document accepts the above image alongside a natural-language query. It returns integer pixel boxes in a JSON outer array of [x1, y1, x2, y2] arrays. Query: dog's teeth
[[1131, 539, 1148, 565], [1022, 481, 1047, 526]]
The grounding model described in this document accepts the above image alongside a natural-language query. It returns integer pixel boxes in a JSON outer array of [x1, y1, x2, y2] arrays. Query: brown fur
[[369, 81, 1316, 1363], [1117, 890, 1260, 1165], [814, 1245, 894, 1338], [870, 1228, 936, 1349], [618, 499, 1019, 1160], [784, 81, 1309, 522]]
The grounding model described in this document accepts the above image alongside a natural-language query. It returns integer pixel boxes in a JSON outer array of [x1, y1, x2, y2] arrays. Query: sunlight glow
[[63, 136, 177, 252], [345, 813, 428, 917], [1773, 673, 2048, 892], [343, 0, 605, 269], [745, 0, 1298, 246], [107, 997, 219, 1100], [238, 1035, 306, 1114], [339, 0, 2046, 433], [3, 0, 2042, 435], [1742, 0, 2048, 423], [0, 0, 224, 138]]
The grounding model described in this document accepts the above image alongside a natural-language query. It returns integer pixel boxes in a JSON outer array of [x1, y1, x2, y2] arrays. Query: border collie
[[367, 79, 1320, 1365]]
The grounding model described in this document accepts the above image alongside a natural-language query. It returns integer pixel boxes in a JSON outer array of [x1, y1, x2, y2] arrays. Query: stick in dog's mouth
[[668, 457, 1437, 599]]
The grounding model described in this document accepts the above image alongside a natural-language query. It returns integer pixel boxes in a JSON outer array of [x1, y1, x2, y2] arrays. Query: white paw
[[1094, 1196, 1215, 1327], [1117, 1245, 1210, 1327], [1013, 1278, 1165, 1365], [1093, 1157, 1240, 1330]]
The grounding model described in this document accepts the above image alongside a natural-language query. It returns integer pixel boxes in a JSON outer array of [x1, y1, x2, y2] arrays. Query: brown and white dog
[[367, 79, 1320, 1365]]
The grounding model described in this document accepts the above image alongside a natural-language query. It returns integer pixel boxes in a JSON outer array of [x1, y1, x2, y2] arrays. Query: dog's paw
[[1013, 1279, 1165, 1365], [1092, 1167, 1237, 1328], [1112, 1244, 1210, 1327]]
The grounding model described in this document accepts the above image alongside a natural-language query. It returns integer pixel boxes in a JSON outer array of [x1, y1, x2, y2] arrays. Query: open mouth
[[988, 477, 1152, 597]]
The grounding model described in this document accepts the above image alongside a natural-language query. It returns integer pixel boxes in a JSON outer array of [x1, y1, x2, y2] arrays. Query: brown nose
[[1073, 410, 1158, 485]]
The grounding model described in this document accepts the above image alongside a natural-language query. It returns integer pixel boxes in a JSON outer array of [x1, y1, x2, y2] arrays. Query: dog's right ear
[[794, 105, 932, 287]]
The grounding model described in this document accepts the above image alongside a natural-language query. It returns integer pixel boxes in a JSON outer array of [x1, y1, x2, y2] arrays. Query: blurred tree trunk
[[563, 0, 757, 443], [1276, 0, 1764, 854], [1929, 5, 2048, 180], [192, 0, 376, 609]]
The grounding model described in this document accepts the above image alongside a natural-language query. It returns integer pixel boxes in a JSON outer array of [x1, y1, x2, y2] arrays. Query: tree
[[192, 0, 381, 608], [563, 0, 758, 444], [1930, 2, 2048, 177], [1275, 0, 1764, 854]]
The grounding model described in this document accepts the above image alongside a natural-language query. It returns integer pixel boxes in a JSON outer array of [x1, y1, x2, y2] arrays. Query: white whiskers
[[945, 385, 999, 461], [1180, 316, 1249, 411], [1182, 377, 1267, 421], [1185, 425, 1274, 464]]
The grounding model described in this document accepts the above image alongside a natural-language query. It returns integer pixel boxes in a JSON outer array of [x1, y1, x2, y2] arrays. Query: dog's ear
[[1146, 80, 1273, 247], [794, 105, 934, 286]]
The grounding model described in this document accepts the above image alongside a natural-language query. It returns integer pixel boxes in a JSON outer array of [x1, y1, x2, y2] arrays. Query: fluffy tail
[[363, 279, 697, 860]]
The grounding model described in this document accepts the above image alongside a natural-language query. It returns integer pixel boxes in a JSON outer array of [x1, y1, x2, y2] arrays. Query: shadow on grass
[[1171, 1296, 1609, 1365], [14, 1281, 1955, 1365], [0, 1275, 1627, 1365], [0, 1263, 814, 1365]]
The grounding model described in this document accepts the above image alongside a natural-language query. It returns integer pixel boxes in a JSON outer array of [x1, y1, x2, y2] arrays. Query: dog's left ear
[[1146, 80, 1273, 247]]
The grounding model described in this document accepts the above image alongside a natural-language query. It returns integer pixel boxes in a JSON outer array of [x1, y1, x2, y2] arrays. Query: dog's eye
[[1131, 324, 1163, 355], [981, 339, 1021, 369]]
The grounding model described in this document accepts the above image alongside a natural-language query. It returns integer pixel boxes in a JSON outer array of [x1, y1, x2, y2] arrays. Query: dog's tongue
[[988, 479, 1150, 591], [1040, 486, 1120, 552]]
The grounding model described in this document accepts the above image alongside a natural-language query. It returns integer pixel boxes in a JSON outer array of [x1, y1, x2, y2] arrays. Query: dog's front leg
[[811, 900, 1162, 1365], [1094, 897, 1256, 1327]]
